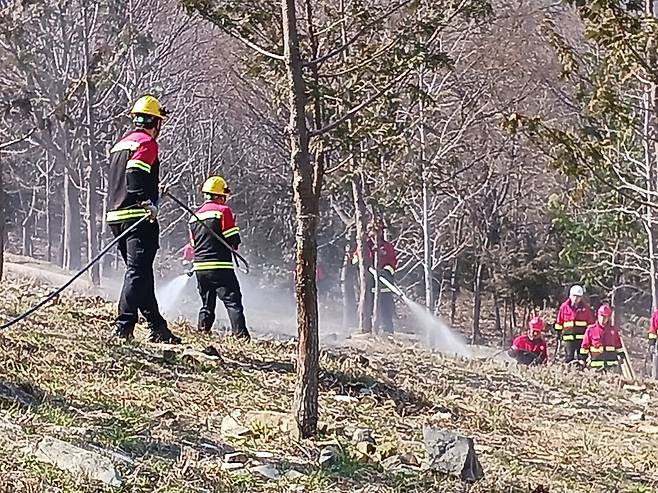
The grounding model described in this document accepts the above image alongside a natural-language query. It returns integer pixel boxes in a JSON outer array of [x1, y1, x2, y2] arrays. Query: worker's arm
[[554, 305, 564, 335], [615, 331, 626, 361], [539, 343, 548, 364], [221, 207, 241, 250], [180, 242, 194, 262], [126, 140, 158, 203], [649, 311, 658, 351], [579, 330, 591, 361]]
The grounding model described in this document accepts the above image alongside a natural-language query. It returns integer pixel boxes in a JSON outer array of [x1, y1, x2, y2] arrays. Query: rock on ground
[[33, 436, 122, 487], [422, 426, 484, 482]]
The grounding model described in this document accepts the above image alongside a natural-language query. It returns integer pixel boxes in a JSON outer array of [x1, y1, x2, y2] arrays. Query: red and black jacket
[[186, 201, 240, 271], [106, 130, 160, 224]]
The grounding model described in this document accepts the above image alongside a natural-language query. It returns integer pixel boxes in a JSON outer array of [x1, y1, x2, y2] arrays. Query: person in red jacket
[[579, 304, 624, 371], [351, 219, 398, 333], [181, 176, 249, 340], [554, 284, 596, 364], [509, 317, 548, 365], [648, 309, 658, 378]]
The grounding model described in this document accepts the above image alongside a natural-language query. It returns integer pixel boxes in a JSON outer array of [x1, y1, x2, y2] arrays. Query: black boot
[[232, 329, 251, 342], [148, 325, 182, 344], [113, 325, 134, 341]]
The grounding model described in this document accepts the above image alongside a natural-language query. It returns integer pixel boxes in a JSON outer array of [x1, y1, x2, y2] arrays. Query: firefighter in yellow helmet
[[106, 95, 181, 343], [180, 176, 250, 339]]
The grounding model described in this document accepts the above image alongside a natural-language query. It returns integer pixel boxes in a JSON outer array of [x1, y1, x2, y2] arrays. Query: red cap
[[528, 317, 544, 333], [598, 304, 612, 317]]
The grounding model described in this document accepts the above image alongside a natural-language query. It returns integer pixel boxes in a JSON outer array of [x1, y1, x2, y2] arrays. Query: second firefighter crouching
[[554, 284, 595, 363], [579, 304, 625, 371], [182, 176, 250, 340], [509, 317, 548, 365], [351, 221, 398, 333]]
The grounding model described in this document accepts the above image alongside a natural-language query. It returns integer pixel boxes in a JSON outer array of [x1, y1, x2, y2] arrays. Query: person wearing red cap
[[579, 304, 625, 371], [508, 317, 548, 365]]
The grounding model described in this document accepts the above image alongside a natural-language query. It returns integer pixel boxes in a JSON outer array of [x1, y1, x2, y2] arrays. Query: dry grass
[[0, 276, 656, 492]]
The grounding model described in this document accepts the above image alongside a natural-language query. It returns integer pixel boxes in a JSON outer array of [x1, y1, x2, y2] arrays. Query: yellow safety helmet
[[202, 176, 230, 196], [130, 95, 167, 119]]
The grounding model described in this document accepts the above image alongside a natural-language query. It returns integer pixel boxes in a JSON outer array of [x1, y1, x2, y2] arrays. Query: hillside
[[0, 274, 656, 493]]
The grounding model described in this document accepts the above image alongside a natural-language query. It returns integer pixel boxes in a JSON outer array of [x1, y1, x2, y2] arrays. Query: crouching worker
[[579, 304, 624, 372], [183, 176, 250, 340], [509, 317, 548, 365]]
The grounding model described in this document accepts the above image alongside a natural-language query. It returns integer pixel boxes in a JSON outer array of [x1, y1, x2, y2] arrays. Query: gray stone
[[250, 463, 281, 480], [318, 445, 340, 467], [351, 428, 375, 444], [34, 436, 121, 487], [221, 415, 251, 439], [422, 427, 484, 482], [221, 461, 245, 471], [284, 469, 306, 480], [224, 452, 249, 464]]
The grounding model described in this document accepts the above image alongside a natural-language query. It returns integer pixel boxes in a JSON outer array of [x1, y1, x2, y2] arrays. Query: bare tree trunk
[[341, 241, 357, 331], [83, 4, 100, 285], [449, 258, 459, 326], [472, 260, 484, 344], [63, 165, 81, 270], [493, 289, 503, 347], [0, 155, 4, 280], [352, 172, 372, 333], [418, 70, 433, 311], [21, 188, 36, 257], [45, 156, 52, 263], [282, 0, 319, 439]]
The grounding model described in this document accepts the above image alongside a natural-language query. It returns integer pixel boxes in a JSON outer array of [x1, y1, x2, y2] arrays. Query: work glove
[[649, 340, 656, 354], [141, 200, 158, 222], [185, 268, 194, 278]]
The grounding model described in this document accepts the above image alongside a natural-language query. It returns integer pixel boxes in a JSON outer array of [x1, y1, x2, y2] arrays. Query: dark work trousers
[[195, 269, 249, 338], [367, 270, 395, 334], [110, 219, 167, 335], [563, 339, 582, 364]]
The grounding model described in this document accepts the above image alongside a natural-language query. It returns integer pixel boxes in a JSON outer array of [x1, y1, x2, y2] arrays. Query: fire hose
[[368, 266, 404, 297], [0, 190, 251, 330], [0, 215, 150, 331]]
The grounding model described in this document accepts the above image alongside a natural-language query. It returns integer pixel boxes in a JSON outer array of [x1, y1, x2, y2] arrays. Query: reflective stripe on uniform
[[589, 347, 604, 353], [590, 360, 619, 368], [383, 265, 395, 274], [617, 348, 625, 353], [604, 346, 617, 351], [562, 334, 575, 341], [575, 334, 584, 340], [554, 323, 563, 331], [193, 261, 234, 271], [126, 159, 151, 172], [110, 141, 140, 153], [223, 227, 240, 238], [574, 321, 588, 327], [579, 347, 589, 354], [649, 333, 658, 340], [189, 211, 223, 223], [106, 208, 147, 224], [563, 321, 575, 328]]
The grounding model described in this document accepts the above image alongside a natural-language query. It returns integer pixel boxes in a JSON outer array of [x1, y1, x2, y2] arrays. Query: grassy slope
[[0, 276, 657, 493]]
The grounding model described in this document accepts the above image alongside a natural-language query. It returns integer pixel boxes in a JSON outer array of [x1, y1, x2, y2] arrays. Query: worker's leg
[[113, 221, 140, 338], [363, 275, 375, 332], [216, 270, 250, 339], [196, 271, 218, 333], [132, 221, 179, 343], [378, 291, 395, 334], [564, 339, 577, 363]]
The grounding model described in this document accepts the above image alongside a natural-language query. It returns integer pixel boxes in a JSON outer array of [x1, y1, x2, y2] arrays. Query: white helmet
[[569, 284, 585, 297]]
